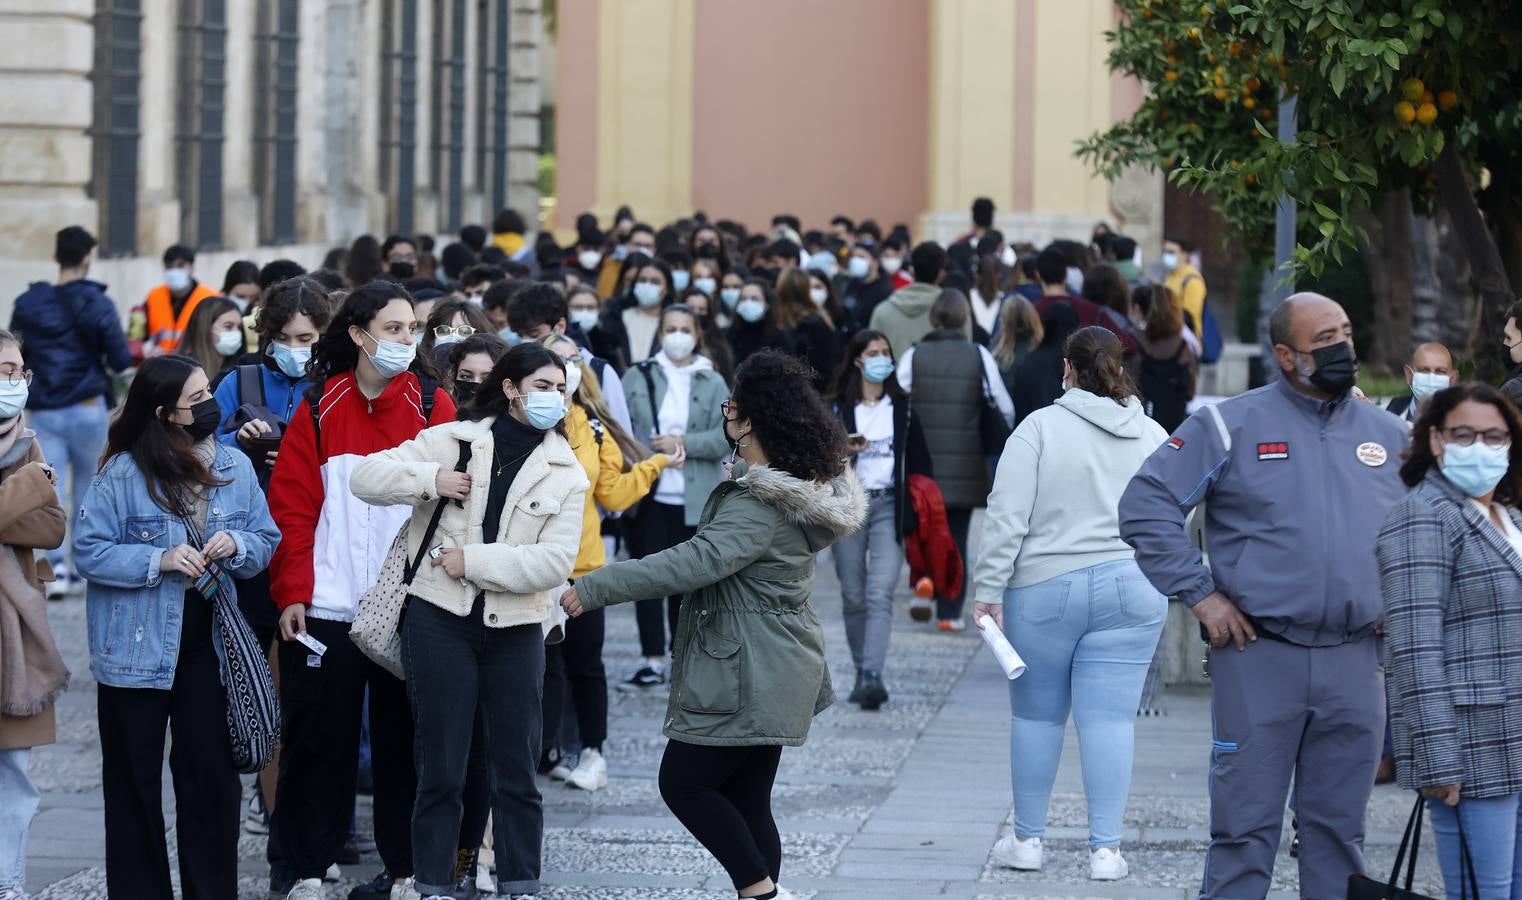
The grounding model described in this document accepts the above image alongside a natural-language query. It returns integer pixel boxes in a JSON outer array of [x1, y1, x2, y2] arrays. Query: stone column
[[138, 0, 182, 254], [507, 0, 542, 227], [222, 0, 259, 249]]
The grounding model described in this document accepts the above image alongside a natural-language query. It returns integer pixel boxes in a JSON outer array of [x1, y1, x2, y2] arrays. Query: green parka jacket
[[576, 462, 867, 747]]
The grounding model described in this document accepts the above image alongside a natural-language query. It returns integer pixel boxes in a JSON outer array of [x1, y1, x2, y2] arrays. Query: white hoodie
[[973, 388, 1169, 601]]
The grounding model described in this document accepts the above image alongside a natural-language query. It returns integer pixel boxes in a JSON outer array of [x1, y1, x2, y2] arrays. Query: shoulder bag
[[971, 345, 1011, 457], [1346, 793, 1475, 899]]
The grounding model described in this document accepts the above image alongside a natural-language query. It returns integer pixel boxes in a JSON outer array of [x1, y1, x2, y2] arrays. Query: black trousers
[[543, 606, 608, 754], [631, 501, 696, 658], [272, 616, 415, 879], [936, 506, 975, 620], [658, 740, 784, 889], [97, 590, 241, 900]]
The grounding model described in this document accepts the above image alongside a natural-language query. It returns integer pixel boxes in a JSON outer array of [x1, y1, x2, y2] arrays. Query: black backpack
[[1137, 340, 1193, 434]]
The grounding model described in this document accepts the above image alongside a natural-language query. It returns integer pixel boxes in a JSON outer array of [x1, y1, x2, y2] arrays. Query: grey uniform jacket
[[1118, 376, 1410, 647], [1377, 472, 1522, 799]]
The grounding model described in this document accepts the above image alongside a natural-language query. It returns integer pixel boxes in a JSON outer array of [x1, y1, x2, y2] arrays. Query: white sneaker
[[389, 879, 420, 900], [991, 834, 1043, 870], [566, 747, 608, 791], [286, 879, 326, 900], [1089, 847, 1129, 881], [476, 863, 494, 893], [774, 887, 798, 900], [548, 751, 577, 781], [323, 864, 341, 882], [0, 885, 31, 900]]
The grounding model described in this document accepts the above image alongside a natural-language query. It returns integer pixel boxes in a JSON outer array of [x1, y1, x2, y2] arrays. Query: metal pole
[[1257, 90, 1298, 384]]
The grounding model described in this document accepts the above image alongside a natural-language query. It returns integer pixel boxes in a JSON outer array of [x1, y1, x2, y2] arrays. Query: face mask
[[736, 298, 766, 323], [361, 332, 417, 379], [697, 242, 720, 258], [569, 309, 600, 333], [1000, 245, 1017, 268], [862, 356, 895, 384], [662, 331, 697, 361], [880, 256, 903, 276], [165, 268, 192, 293], [389, 262, 416, 279], [215, 330, 244, 356], [1161, 252, 1180, 271], [0, 379, 28, 419], [1440, 441, 1512, 498], [228, 295, 250, 314], [182, 397, 222, 441], [562, 361, 583, 398], [453, 380, 481, 405], [1065, 267, 1084, 295], [1410, 372, 1450, 403], [671, 271, 691, 292], [499, 328, 522, 347], [271, 342, 311, 379], [847, 256, 871, 279], [693, 276, 716, 296], [1294, 341, 1358, 397], [633, 282, 663, 308], [577, 250, 602, 271], [611, 244, 630, 262], [720, 288, 741, 310], [809, 287, 829, 306], [434, 333, 464, 348], [807, 253, 837, 277], [519, 390, 566, 430]]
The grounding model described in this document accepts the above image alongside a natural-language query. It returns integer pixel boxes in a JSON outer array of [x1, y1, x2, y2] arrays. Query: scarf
[[0, 431, 70, 715], [0, 415, 22, 467]]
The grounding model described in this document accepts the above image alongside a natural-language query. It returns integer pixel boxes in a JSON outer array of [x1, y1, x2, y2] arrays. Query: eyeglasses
[[1, 369, 32, 387], [1440, 426, 1512, 448], [434, 324, 476, 339], [720, 400, 736, 418]]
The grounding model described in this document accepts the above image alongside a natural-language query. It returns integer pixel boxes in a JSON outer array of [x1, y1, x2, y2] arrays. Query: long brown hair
[[1136, 283, 1184, 342], [993, 296, 1043, 368], [1065, 326, 1136, 406], [100, 355, 228, 515], [1402, 382, 1522, 504], [773, 268, 820, 331], [831, 329, 906, 409], [177, 296, 241, 378], [541, 333, 652, 464]]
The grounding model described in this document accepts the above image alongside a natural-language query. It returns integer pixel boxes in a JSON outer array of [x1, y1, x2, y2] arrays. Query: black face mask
[[697, 242, 720, 258], [182, 397, 223, 442], [1299, 341, 1358, 396], [454, 381, 481, 405], [389, 262, 416, 280]]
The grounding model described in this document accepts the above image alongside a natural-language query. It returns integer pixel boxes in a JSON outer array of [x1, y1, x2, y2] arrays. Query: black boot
[[848, 669, 865, 703], [453, 847, 480, 899], [859, 671, 889, 711]]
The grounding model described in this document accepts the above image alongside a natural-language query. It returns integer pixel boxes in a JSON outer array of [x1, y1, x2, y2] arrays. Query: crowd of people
[[0, 192, 1515, 900]]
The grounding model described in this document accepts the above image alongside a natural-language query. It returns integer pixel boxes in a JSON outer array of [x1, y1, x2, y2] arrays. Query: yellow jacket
[[1165, 264, 1208, 335], [492, 231, 525, 257], [565, 403, 667, 577]]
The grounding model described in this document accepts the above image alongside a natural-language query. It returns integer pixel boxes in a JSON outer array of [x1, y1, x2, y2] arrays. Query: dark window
[[254, 0, 298, 244], [90, 0, 144, 256], [380, 0, 419, 232], [488, 0, 510, 214], [175, 0, 227, 249]]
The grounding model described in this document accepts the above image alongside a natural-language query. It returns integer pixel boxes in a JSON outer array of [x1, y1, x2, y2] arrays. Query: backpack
[[1184, 275, 1224, 364], [1137, 339, 1194, 434]]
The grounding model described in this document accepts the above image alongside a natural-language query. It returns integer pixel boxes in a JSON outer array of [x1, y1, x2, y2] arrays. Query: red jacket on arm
[[904, 473, 963, 601], [266, 371, 456, 617]]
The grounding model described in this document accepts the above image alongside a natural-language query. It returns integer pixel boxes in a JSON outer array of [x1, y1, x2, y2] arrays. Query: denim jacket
[[73, 445, 280, 689]]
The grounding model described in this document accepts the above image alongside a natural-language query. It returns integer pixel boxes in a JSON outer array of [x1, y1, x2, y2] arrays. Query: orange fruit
[[1246, 174, 1258, 186], [1188, 26, 1202, 40], [1214, 73, 1226, 87], [1419, 89, 1435, 104], [1400, 78, 1425, 101], [1245, 76, 1261, 92], [1228, 41, 1244, 56], [1165, 69, 1180, 81], [1214, 88, 1232, 101], [1415, 102, 1438, 125], [1394, 100, 1416, 124], [1439, 90, 1458, 111], [1243, 96, 1257, 109]]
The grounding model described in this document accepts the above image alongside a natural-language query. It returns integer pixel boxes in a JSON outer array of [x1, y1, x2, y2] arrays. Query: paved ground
[[26, 532, 1441, 899]]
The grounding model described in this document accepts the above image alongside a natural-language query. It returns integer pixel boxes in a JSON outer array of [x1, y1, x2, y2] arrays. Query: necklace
[[493, 445, 536, 478]]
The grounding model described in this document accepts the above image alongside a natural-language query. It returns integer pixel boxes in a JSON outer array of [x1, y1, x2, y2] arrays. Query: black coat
[[728, 318, 783, 367], [779, 313, 840, 391]]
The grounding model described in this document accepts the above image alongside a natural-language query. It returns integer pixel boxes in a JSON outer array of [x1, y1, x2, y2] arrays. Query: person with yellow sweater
[[1161, 237, 1207, 337], [539, 332, 678, 791], [491, 208, 529, 260]]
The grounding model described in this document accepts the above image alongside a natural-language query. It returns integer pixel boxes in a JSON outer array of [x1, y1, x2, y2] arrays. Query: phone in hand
[[847, 432, 866, 443]]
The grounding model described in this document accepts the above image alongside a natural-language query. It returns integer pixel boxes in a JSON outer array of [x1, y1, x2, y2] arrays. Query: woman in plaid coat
[[1377, 382, 1522, 900]]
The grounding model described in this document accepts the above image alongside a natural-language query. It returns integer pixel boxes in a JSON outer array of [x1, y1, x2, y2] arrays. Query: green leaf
[[1313, 200, 1337, 219], [1379, 12, 1400, 27], [1383, 48, 1401, 69], [1448, 14, 1463, 38], [1429, 9, 1444, 27], [1331, 63, 1347, 95], [1229, 3, 1251, 12]]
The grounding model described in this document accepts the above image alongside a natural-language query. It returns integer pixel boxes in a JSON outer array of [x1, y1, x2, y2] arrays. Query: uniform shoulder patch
[[1167, 437, 1185, 451], [1256, 442, 1289, 461]]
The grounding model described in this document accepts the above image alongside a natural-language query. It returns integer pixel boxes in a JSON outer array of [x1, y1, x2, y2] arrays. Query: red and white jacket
[[267, 371, 456, 620]]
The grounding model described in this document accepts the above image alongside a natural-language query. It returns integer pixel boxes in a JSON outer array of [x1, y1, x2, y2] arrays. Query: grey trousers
[[831, 493, 902, 674], [1201, 635, 1383, 900]]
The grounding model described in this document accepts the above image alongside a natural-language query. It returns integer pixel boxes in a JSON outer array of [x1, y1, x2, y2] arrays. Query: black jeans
[[403, 596, 545, 896], [97, 590, 241, 900], [630, 501, 696, 658], [937, 506, 975, 620], [272, 617, 415, 880], [543, 607, 608, 753], [658, 740, 784, 889]]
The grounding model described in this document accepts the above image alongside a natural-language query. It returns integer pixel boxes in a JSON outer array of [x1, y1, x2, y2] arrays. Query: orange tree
[[1078, 0, 1522, 360]]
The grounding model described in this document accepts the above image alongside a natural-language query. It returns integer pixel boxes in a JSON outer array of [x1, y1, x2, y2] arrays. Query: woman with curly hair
[[561, 351, 867, 900]]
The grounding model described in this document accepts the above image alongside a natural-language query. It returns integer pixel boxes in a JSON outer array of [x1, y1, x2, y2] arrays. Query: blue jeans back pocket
[[1015, 578, 1072, 625]]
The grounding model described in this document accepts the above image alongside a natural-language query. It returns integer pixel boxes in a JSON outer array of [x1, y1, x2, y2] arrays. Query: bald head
[[1408, 342, 1454, 374], [1269, 293, 1350, 350]]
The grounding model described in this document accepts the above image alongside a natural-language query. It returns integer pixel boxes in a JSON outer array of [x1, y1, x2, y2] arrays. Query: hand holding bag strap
[[403, 438, 473, 585]]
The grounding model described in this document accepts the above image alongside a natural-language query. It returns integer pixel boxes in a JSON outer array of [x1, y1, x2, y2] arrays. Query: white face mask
[[847, 256, 871, 279], [809, 287, 828, 305], [564, 360, 583, 396], [1410, 371, 1450, 402], [1000, 245, 1017, 268], [165, 268, 192, 293], [569, 309, 600, 333], [1161, 252, 1180, 271], [577, 250, 602, 271], [880, 256, 903, 275], [661, 331, 697, 361], [0, 378, 28, 420], [215, 330, 244, 356]]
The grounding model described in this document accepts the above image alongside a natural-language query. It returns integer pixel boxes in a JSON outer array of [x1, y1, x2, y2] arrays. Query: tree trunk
[[1435, 142, 1516, 381], [1408, 213, 1443, 348], [1429, 207, 1478, 360], [1358, 190, 1414, 377]]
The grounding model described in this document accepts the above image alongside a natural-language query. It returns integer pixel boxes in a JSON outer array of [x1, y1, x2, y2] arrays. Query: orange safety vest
[[143, 282, 217, 352]]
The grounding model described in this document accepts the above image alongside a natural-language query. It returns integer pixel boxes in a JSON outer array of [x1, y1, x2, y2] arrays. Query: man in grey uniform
[[1119, 294, 1409, 899]]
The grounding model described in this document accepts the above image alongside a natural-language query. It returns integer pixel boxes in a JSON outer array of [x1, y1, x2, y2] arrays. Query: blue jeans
[[832, 493, 902, 673], [1003, 559, 1166, 849], [1428, 795, 1522, 900], [0, 749, 38, 889], [27, 399, 110, 572]]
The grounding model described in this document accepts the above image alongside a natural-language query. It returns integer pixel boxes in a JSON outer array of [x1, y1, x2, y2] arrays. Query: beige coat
[[350, 416, 589, 628], [0, 438, 67, 749]]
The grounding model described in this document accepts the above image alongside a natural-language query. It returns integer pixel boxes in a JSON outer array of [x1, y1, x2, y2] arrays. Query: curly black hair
[[731, 350, 847, 483]]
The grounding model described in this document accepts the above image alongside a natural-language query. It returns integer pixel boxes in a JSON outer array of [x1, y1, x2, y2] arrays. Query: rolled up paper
[[978, 614, 1028, 680]]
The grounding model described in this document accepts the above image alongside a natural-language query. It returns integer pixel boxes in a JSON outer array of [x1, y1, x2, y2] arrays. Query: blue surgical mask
[[434, 333, 464, 348], [736, 298, 766, 323], [569, 309, 599, 333], [671, 270, 691, 292], [362, 332, 417, 379], [0, 379, 28, 419], [719, 288, 741, 310], [1161, 252, 1180, 271], [847, 256, 871, 279], [520, 390, 566, 430], [1410, 371, 1450, 402], [270, 342, 311, 379], [693, 276, 716, 296], [499, 328, 522, 347], [862, 356, 895, 384], [633, 282, 663, 308], [164, 268, 192, 293], [1441, 441, 1512, 498]]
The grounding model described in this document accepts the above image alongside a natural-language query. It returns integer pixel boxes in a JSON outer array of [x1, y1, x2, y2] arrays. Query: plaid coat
[[1376, 471, 1522, 798]]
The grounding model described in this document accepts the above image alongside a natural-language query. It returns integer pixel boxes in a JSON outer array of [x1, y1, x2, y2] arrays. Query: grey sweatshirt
[[1118, 376, 1410, 646]]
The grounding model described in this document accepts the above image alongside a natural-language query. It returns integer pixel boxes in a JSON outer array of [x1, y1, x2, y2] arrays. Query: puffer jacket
[[9, 279, 133, 409], [350, 416, 589, 628], [575, 462, 868, 747]]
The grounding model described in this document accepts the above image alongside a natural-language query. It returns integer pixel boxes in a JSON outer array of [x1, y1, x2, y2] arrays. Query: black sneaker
[[848, 669, 865, 704], [346, 870, 396, 900], [858, 671, 889, 712], [267, 863, 296, 900], [617, 665, 667, 690], [453, 848, 481, 899]]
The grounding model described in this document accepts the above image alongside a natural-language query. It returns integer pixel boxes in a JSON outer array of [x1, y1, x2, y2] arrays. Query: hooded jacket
[[9, 279, 133, 409], [574, 463, 868, 747], [869, 282, 958, 360], [974, 389, 1169, 603]]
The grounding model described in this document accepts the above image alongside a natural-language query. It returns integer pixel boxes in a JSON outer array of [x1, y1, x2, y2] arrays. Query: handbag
[[972, 345, 1011, 457], [350, 439, 472, 679], [181, 516, 281, 774], [1347, 793, 1477, 900]]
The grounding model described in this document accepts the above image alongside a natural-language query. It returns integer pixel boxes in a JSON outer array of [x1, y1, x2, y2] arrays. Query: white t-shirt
[[970, 289, 1002, 336], [853, 398, 895, 491], [623, 307, 661, 364], [1470, 498, 1522, 558], [651, 352, 714, 506]]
